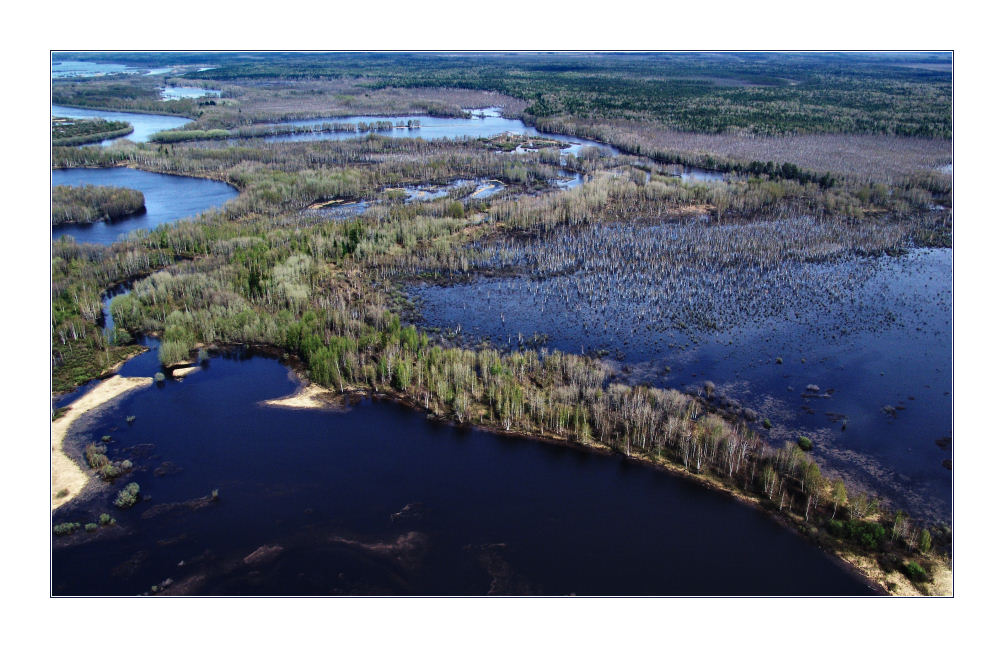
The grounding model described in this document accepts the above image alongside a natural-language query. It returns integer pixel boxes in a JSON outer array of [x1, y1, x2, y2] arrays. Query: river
[[51, 105, 191, 144], [51, 167, 237, 245], [51, 340, 876, 595]]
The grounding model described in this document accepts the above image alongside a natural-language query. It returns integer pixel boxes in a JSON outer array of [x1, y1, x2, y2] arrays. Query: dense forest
[[177, 52, 952, 137]]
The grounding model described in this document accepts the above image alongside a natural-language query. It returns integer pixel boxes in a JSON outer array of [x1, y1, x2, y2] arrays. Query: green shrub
[[797, 436, 814, 451], [98, 513, 115, 526], [85, 523, 98, 532], [53, 522, 80, 536], [98, 464, 122, 480], [114, 482, 141, 509], [902, 561, 929, 583], [827, 518, 886, 550], [55, 488, 69, 499], [918, 529, 932, 554], [85, 443, 109, 469], [446, 201, 464, 219], [159, 338, 192, 367]]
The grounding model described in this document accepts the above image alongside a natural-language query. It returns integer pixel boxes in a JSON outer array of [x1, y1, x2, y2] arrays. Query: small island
[[51, 184, 146, 225], [51, 116, 133, 146]]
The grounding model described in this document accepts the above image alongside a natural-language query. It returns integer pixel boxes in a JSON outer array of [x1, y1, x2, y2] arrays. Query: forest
[[177, 52, 952, 137], [50, 52, 953, 595]]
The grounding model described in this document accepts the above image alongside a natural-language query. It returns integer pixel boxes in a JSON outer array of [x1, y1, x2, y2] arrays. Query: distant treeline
[[52, 185, 145, 225], [52, 118, 133, 146], [183, 52, 951, 138]]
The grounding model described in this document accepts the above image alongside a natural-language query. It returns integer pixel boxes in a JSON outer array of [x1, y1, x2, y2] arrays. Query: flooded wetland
[[50, 51, 953, 597]]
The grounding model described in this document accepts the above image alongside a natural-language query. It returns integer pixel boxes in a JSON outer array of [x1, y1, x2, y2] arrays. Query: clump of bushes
[[901, 561, 930, 583], [86, 442, 133, 481], [918, 529, 932, 554], [827, 518, 887, 550], [98, 513, 115, 526], [85, 443, 109, 469], [98, 463, 123, 480], [114, 482, 141, 509], [797, 436, 814, 451], [85, 523, 98, 532], [53, 522, 81, 536], [446, 200, 464, 219]]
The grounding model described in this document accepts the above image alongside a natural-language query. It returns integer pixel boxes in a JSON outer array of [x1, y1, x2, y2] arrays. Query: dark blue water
[[51, 105, 191, 144], [51, 348, 875, 595], [51, 168, 237, 245], [410, 248, 953, 522]]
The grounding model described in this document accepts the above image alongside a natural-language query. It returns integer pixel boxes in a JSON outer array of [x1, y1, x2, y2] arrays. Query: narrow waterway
[[51, 105, 191, 144], [51, 167, 237, 245]]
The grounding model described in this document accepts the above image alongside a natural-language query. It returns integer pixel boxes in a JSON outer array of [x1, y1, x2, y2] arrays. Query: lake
[[51, 167, 237, 245], [51, 344, 876, 595], [51, 105, 191, 144]]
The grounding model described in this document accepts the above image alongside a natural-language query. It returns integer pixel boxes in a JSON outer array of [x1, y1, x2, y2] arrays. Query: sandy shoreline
[[52, 375, 153, 511], [261, 383, 343, 410]]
